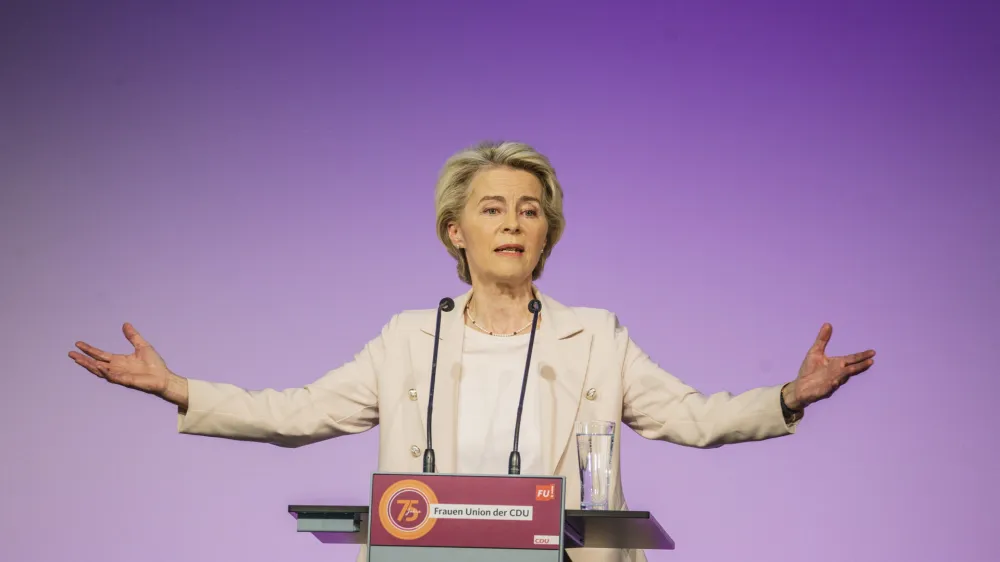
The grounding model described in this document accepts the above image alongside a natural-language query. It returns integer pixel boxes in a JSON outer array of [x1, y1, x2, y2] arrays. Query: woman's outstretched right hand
[[69, 322, 188, 408]]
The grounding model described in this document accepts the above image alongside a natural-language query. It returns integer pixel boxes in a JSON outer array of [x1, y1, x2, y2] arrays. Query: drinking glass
[[575, 420, 615, 510]]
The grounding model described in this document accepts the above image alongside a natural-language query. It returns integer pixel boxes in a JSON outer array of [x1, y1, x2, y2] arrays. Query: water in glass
[[576, 420, 615, 510]]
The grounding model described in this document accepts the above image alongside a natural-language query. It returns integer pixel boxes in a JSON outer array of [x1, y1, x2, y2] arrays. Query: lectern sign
[[368, 473, 565, 561]]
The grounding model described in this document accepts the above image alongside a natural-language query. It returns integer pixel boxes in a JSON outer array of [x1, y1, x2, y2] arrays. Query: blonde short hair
[[435, 140, 566, 284]]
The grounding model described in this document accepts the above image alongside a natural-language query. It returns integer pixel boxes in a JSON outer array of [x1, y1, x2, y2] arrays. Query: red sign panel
[[368, 473, 564, 550]]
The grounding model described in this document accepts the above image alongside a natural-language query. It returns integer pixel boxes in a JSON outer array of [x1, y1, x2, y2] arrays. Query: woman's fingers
[[843, 349, 876, 365], [832, 358, 875, 387], [74, 341, 112, 363], [69, 351, 108, 378], [70, 352, 135, 388]]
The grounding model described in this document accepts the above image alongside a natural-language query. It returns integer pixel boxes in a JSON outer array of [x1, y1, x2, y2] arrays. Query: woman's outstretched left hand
[[784, 323, 876, 410]]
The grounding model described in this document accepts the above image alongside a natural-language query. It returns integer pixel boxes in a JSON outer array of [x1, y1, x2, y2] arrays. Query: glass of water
[[576, 420, 615, 510]]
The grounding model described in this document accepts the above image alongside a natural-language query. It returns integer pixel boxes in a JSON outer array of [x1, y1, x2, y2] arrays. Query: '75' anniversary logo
[[378, 479, 439, 540]]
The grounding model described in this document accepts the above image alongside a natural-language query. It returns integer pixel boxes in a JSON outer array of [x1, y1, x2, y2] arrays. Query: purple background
[[3, 1, 997, 561]]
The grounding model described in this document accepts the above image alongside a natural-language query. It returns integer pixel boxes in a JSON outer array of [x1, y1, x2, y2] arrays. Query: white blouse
[[456, 326, 544, 476]]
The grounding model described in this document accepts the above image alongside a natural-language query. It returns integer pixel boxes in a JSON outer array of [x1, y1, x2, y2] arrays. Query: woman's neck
[[465, 281, 537, 336]]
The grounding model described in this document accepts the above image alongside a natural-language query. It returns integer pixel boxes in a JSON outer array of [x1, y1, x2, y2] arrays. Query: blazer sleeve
[[175, 315, 396, 448], [617, 317, 799, 448]]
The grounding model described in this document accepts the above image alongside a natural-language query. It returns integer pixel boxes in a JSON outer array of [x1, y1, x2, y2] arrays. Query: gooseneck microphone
[[509, 298, 542, 475], [423, 297, 455, 473]]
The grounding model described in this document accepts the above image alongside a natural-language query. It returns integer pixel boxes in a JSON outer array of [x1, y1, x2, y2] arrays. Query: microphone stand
[[508, 298, 542, 475], [423, 297, 454, 473]]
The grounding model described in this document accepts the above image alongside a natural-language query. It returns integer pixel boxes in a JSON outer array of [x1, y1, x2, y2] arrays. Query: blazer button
[[410, 445, 421, 457], [408, 389, 418, 401], [586, 388, 597, 400]]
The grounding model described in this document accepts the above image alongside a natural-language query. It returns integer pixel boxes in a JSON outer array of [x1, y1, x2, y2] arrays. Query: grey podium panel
[[297, 518, 358, 532], [370, 546, 560, 562]]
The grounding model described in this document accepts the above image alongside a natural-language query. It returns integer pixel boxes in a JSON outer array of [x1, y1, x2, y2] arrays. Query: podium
[[289, 472, 675, 561]]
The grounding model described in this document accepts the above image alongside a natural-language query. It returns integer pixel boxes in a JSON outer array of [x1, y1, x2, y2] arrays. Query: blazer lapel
[[533, 292, 592, 474], [414, 290, 471, 474]]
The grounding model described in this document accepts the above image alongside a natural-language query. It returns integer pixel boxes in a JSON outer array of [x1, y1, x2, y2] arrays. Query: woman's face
[[448, 167, 549, 287]]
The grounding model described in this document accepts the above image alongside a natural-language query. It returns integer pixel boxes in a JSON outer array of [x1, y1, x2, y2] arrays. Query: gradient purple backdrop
[[3, 1, 998, 561]]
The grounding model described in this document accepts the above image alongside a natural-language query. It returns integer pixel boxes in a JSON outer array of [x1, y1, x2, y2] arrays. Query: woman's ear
[[447, 222, 464, 249]]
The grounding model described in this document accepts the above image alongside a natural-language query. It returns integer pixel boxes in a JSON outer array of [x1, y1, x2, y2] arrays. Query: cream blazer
[[178, 289, 798, 562]]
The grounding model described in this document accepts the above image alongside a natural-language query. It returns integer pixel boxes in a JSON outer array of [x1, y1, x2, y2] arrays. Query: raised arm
[[70, 317, 396, 448], [617, 319, 797, 449], [618, 318, 875, 448]]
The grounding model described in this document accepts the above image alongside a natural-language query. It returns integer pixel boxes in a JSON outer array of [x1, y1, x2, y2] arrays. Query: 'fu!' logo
[[536, 484, 556, 501]]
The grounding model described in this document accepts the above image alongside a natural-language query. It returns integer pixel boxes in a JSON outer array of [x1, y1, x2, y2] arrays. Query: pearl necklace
[[465, 303, 534, 337]]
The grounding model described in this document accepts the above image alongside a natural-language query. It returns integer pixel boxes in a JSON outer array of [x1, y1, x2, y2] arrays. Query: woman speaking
[[68, 141, 876, 562]]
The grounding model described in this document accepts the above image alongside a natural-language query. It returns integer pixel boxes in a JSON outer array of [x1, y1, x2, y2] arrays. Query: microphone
[[509, 298, 542, 475], [423, 297, 455, 473]]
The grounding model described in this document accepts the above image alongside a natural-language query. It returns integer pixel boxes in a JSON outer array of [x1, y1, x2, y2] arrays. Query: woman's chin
[[478, 267, 535, 286]]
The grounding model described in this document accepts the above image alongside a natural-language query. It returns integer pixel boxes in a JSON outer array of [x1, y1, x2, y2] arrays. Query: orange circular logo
[[377, 479, 439, 540]]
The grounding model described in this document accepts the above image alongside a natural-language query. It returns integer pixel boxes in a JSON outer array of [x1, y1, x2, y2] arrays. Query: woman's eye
[[523, 209, 539, 217], [483, 207, 500, 215]]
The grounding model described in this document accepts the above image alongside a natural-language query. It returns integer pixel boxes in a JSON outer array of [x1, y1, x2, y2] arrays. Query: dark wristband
[[780, 384, 802, 420]]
